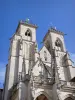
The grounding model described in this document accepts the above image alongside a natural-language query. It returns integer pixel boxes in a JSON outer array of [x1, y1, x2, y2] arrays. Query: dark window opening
[[55, 39, 61, 47], [45, 57, 47, 61], [55, 38, 64, 52], [44, 51, 46, 53], [44, 51, 47, 61], [25, 32, 27, 36], [28, 33, 31, 36], [25, 29, 31, 37]]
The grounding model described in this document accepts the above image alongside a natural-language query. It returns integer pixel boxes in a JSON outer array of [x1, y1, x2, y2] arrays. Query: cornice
[[43, 27, 64, 42]]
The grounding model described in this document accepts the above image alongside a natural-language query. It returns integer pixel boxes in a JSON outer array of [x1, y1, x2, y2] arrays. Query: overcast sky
[[0, 0, 75, 88]]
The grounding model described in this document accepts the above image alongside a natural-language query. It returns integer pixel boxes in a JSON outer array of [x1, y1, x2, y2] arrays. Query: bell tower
[[4, 20, 38, 100], [17, 20, 38, 75], [43, 27, 69, 82]]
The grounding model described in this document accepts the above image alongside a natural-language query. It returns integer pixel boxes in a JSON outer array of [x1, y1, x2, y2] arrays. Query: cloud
[[0, 62, 6, 88]]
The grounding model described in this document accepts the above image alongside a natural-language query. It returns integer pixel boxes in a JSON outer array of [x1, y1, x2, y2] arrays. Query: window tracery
[[55, 38, 64, 51], [25, 29, 32, 41], [25, 29, 31, 37], [55, 39, 61, 47]]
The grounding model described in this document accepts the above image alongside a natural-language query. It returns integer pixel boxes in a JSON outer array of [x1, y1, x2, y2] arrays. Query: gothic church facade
[[3, 20, 75, 100]]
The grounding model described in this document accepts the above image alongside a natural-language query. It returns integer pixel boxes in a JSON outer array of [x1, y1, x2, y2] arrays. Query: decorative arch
[[25, 28, 32, 41], [63, 94, 75, 100], [55, 38, 64, 52], [35, 94, 48, 100], [34, 91, 52, 100]]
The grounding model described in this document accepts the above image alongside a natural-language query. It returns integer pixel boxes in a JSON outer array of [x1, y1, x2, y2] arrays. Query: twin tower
[[3, 20, 75, 100]]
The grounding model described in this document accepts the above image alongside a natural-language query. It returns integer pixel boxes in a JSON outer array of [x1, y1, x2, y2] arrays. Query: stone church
[[3, 20, 75, 100]]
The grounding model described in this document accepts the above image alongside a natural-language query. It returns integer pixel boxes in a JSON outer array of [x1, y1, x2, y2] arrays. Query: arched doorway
[[36, 94, 48, 100], [65, 97, 74, 100], [64, 94, 75, 100]]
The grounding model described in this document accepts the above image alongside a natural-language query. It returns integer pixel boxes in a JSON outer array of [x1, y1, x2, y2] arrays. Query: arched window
[[55, 39, 61, 47], [25, 29, 32, 41], [28, 33, 31, 36], [25, 32, 27, 36], [55, 38, 64, 51], [25, 29, 31, 36]]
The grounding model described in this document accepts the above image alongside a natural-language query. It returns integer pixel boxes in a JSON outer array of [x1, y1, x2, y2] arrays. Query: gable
[[32, 59, 52, 77], [39, 46, 51, 63], [31, 58, 54, 84], [32, 60, 42, 76]]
